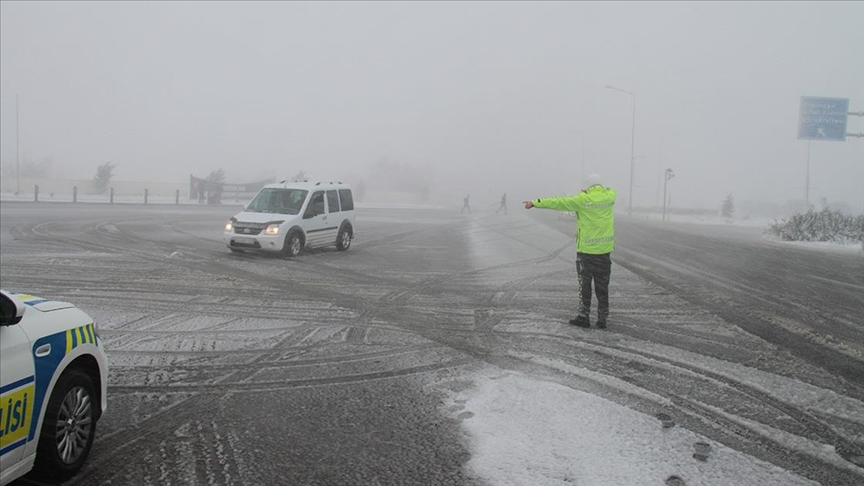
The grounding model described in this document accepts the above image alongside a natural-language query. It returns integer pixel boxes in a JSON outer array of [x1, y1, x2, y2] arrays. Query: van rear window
[[338, 189, 354, 211]]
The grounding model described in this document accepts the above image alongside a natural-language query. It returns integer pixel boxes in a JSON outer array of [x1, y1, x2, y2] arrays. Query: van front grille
[[233, 223, 266, 235]]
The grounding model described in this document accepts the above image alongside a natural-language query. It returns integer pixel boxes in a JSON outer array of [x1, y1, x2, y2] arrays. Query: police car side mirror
[[0, 293, 25, 326]]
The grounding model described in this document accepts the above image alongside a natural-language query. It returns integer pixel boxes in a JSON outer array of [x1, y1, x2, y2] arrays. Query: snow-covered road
[[1, 202, 861, 485]]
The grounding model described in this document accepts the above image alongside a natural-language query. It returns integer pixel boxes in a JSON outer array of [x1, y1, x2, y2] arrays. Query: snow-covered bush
[[767, 208, 864, 244]]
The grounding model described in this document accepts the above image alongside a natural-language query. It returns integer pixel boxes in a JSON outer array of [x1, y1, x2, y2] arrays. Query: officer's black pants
[[576, 252, 612, 321]]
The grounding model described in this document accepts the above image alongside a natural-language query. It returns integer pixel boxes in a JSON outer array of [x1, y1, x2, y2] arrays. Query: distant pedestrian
[[496, 193, 507, 214], [461, 194, 471, 214], [523, 173, 616, 329]]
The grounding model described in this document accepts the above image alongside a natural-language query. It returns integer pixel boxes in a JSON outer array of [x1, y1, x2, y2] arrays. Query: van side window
[[338, 189, 354, 211], [326, 190, 340, 213], [304, 191, 326, 219]]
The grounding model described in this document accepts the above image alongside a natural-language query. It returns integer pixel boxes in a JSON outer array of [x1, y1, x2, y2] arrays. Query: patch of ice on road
[[452, 371, 818, 486]]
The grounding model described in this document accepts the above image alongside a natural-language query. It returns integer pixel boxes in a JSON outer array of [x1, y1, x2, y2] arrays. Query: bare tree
[[206, 169, 226, 184], [93, 162, 116, 195], [721, 193, 735, 218]]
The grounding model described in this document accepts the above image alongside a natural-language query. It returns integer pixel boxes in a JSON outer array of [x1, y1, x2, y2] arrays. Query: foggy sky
[[1, 1, 863, 211]]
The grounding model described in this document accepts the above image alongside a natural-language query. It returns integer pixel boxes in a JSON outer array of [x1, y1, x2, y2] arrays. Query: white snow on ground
[[456, 214, 862, 485], [763, 236, 864, 255], [5, 194, 861, 484], [448, 371, 821, 486]]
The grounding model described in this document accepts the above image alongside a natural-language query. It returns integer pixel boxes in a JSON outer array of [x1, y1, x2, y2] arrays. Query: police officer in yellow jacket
[[523, 173, 616, 328]]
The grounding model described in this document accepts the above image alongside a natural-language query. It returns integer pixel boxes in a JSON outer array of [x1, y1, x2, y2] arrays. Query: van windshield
[[246, 188, 308, 215]]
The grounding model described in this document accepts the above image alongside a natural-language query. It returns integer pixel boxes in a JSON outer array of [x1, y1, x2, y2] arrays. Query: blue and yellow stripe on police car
[[0, 376, 35, 456], [27, 324, 98, 442], [65, 323, 97, 354], [17, 294, 50, 306]]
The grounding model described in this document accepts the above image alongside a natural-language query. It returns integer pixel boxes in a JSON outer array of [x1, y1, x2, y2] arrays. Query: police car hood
[[233, 211, 297, 224], [12, 293, 76, 312]]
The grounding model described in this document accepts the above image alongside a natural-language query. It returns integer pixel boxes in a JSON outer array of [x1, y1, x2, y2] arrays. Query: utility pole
[[629, 95, 635, 215], [805, 139, 811, 210], [16, 94, 20, 194], [657, 145, 662, 209], [849, 110, 864, 215]]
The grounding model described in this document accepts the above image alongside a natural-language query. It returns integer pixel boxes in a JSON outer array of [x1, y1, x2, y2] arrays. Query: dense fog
[[1, 2, 862, 215]]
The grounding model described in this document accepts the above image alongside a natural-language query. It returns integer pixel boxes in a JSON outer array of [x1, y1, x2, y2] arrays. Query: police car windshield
[[246, 188, 308, 215]]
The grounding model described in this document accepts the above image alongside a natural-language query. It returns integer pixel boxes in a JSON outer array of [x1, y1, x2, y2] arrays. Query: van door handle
[[35, 344, 51, 357]]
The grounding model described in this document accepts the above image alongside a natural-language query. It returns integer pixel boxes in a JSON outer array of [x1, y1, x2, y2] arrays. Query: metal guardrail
[[2, 187, 198, 205]]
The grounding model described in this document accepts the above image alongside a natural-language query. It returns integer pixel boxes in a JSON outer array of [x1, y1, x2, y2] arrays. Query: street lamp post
[[606, 85, 636, 215], [658, 136, 674, 209], [663, 168, 675, 222]]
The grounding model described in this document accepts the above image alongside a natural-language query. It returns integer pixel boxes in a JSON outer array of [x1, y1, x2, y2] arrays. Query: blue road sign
[[798, 96, 849, 141]]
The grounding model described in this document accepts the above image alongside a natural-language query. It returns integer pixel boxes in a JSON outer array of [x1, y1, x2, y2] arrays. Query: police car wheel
[[35, 368, 97, 479], [336, 226, 352, 251], [283, 232, 302, 258]]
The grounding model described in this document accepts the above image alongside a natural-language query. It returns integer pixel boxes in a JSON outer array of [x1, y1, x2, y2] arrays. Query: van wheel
[[283, 232, 302, 258], [336, 226, 352, 251], [34, 369, 97, 480]]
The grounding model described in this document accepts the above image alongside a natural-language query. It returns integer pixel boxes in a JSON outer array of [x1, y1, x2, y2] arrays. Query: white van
[[224, 181, 355, 257]]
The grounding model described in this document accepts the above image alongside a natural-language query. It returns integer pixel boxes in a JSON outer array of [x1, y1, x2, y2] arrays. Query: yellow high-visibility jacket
[[534, 185, 616, 254]]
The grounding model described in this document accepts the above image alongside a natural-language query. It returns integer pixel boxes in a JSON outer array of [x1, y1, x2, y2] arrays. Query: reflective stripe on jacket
[[534, 185, 616, 254]]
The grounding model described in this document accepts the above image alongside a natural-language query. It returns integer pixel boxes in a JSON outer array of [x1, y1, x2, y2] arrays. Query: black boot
[[569, 315, 590, 328], [596, 312, 608, 329]]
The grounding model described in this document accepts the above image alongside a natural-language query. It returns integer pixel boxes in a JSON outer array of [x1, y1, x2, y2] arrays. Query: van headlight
[[265, 223, 282, 235], [225, 220, 234, 232]]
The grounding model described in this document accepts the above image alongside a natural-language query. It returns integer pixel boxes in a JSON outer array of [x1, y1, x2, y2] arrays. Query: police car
[[0, 290, 108, 485]]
